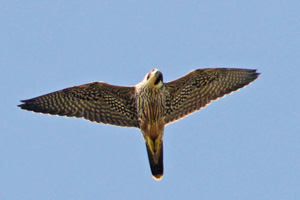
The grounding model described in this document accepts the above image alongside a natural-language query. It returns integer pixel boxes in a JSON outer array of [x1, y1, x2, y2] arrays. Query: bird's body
[[19, 68, 260, 180], [136, 70, 166, 179]]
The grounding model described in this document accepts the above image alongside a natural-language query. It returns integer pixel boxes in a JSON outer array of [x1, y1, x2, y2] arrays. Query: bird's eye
[[146, 73, 151, 80]]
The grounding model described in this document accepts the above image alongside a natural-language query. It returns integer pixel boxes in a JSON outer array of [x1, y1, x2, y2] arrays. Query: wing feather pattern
[[18, 82, 139, 128], [164, 68, 260, 124]]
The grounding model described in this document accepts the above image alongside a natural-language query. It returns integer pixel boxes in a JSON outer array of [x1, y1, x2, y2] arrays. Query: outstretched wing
[[164, 68, 260, 124], [18, 82, 139, 128]]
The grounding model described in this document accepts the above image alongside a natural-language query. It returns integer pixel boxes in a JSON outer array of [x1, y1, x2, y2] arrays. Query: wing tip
[[18, 99, 46, 114], [17, 100, 28, 109], [238, 69, 260, 84]]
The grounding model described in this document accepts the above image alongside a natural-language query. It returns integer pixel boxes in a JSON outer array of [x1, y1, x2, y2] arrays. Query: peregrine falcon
[[18, 68, 260, 180]]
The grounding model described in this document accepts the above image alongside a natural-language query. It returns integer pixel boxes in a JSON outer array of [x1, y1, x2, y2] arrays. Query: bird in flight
[[18, 68, 260, 180]]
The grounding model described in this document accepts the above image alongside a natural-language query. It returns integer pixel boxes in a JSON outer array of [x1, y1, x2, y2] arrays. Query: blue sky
[[1, 1, 299, 199]]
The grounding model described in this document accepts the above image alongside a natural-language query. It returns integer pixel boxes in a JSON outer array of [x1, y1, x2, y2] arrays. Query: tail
[[145, 141, 164, 180]]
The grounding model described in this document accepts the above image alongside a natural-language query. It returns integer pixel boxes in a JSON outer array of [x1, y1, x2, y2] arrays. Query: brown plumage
[[18, 68, 260, 180]]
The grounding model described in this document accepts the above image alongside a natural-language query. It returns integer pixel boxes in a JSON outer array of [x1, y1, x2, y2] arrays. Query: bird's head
[[143, 69, 163, 89]]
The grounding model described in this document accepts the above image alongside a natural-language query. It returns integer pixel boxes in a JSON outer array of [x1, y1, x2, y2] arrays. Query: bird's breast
[[136, 88, 166, 139]]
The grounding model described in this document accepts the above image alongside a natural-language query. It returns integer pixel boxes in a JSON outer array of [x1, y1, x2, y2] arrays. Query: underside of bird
[[18, 68, 260, 181]]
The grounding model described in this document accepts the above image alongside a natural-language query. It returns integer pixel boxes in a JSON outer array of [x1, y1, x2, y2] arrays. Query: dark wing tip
[[250, 69, 260, 75], [247, 69, 261, 82], [231, 69, 260, 91], [17, 98, 42, 112], [18, 99, 30, 109]]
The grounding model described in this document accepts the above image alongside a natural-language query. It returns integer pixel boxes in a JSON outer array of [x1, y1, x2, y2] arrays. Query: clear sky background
[[1, 1, 299, 199]]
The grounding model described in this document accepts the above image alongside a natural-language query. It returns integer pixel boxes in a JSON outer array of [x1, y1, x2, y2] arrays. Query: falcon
[[18, 68, 260, 180]]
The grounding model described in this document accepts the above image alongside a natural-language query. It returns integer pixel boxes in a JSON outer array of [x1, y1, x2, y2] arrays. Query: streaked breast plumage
[[18, 68, 260, 180]]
